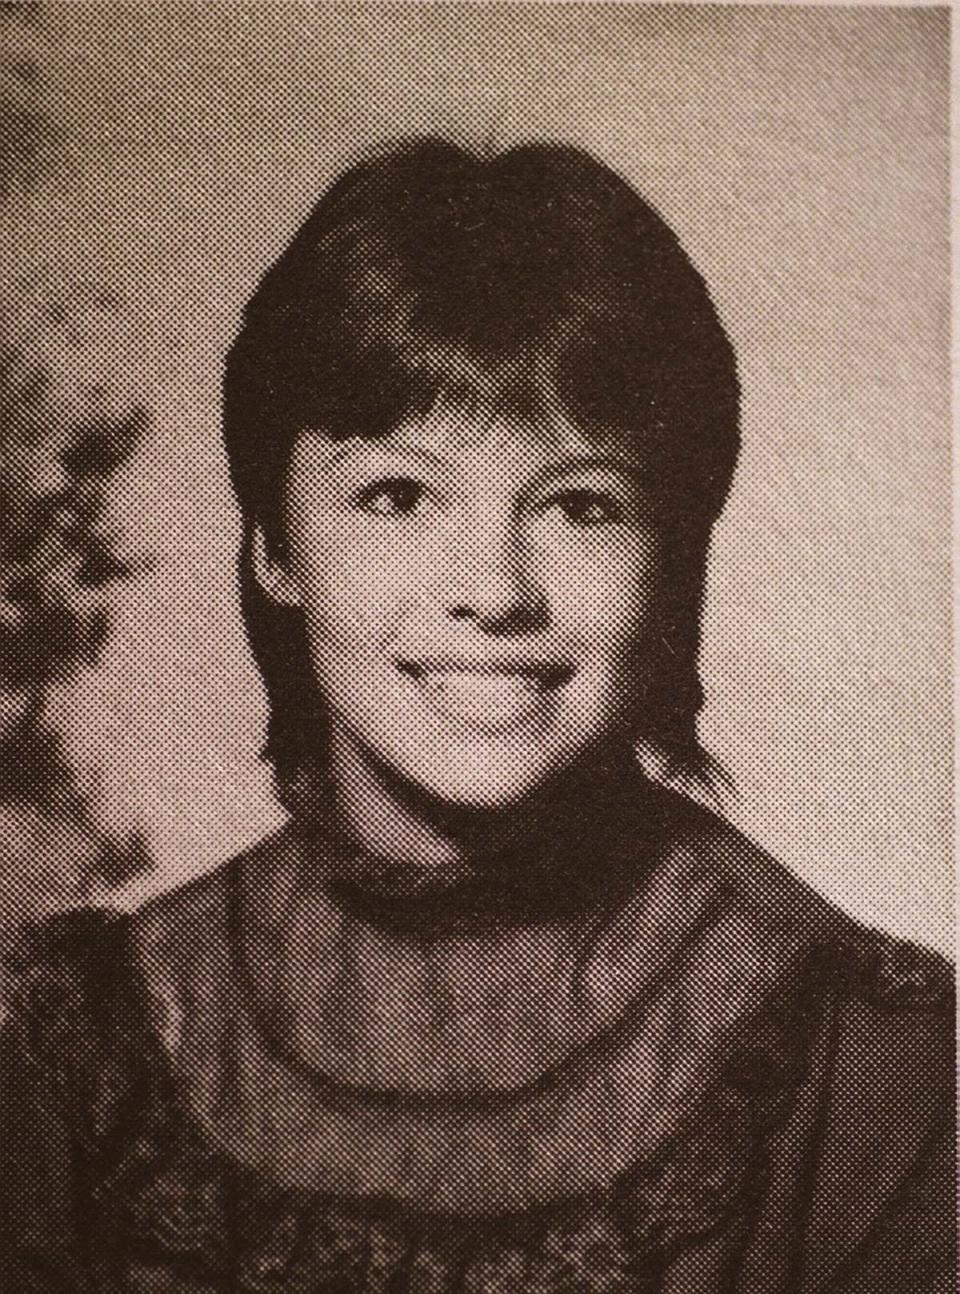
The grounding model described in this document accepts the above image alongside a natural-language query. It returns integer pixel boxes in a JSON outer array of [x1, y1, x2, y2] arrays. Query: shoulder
[[660, 794, 955, 1289], [657, 788, 953, 1123], [0, 828, 283, 1037], [1, 905, 147, 1138], [664, 787, 954, 1021], [131, 824, 293, 960], [3, 904, 129, 1029]]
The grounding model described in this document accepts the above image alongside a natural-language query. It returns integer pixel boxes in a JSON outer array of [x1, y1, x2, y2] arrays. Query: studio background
[[2, 3, 950, 952]]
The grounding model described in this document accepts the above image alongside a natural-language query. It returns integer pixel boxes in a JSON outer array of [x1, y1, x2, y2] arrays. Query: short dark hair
[[222, 137, 740, 810]]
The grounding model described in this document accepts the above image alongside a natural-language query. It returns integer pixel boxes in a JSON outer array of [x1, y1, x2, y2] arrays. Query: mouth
[[396, 659, 573, 731]]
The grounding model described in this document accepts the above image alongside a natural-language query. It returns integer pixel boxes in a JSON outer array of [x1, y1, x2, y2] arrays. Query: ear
[[250, 525, 301, 607]]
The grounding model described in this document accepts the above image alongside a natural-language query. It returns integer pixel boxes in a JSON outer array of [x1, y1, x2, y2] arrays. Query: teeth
[[407, 669, 557, 728], [420, 672, 543, 700]]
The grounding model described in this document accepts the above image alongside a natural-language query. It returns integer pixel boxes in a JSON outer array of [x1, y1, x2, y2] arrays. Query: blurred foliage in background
[[1, 2, 152, 948], [0, 279, 153, 941]]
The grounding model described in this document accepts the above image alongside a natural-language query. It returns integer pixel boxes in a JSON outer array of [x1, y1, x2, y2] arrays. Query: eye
[[546, 488, 625, 527], [352, 476, 427, 517]]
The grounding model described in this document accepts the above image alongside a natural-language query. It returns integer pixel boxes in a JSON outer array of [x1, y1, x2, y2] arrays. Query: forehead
[[404, 404, 593, 452], [317, 403, 637, 473]]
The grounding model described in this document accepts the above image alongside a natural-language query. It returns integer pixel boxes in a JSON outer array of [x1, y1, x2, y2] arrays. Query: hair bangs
[[222, 137, 742, 801]]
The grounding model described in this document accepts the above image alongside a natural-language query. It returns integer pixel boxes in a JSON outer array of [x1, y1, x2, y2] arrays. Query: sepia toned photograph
[[0, 3, 953, 1290]]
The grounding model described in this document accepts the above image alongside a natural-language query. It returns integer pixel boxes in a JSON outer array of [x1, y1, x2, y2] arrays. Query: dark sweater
[[0, 794, 954, 1292]]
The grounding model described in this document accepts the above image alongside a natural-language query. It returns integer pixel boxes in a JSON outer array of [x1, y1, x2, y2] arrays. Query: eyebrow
[[529, 454, 640, 482], [307, 435, 640, 481], [307, 436, 449, 474]]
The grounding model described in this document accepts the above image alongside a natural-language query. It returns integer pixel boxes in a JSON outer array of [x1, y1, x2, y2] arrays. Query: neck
[[327, 731, 466, 878], [293, 731, 660, 929]]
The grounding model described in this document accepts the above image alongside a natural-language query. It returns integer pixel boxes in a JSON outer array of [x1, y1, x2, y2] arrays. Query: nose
[[439, 512, 546, 633]]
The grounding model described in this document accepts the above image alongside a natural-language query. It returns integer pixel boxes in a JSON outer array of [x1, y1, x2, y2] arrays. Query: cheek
[[544, 548, 659, 659], [289, 520, 414, 645]]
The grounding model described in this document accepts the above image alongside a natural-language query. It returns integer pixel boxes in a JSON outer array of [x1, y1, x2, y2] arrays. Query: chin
[[385, 744, 581, 810]]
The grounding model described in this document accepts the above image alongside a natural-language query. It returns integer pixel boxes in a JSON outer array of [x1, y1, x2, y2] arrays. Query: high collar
[[289, 763, 676, 938]]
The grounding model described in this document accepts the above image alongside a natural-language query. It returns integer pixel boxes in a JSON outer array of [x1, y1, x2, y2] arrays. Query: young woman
[[1, 139, 953, 1293]]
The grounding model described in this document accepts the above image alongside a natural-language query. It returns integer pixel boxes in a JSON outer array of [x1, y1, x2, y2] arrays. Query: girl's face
[[259, 407, 662, 808]]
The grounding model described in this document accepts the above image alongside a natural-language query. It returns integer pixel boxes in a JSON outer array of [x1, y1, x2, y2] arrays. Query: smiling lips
[[397, 660, 573, 730]]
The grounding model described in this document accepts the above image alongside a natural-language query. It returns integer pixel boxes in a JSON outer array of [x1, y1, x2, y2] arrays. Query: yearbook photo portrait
[[0, 4, 953, 1291]]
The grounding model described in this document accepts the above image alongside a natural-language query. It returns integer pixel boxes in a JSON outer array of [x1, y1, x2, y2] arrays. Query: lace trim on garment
[[6, 901, 811, 1291]]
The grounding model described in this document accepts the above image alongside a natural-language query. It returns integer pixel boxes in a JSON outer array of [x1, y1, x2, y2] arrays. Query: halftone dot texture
[[2, 2, 949, 950], [0, 4, 953, 1292]]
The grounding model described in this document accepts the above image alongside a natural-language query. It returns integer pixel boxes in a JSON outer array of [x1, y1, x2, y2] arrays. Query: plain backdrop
[[4, 3, 949, 951]]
